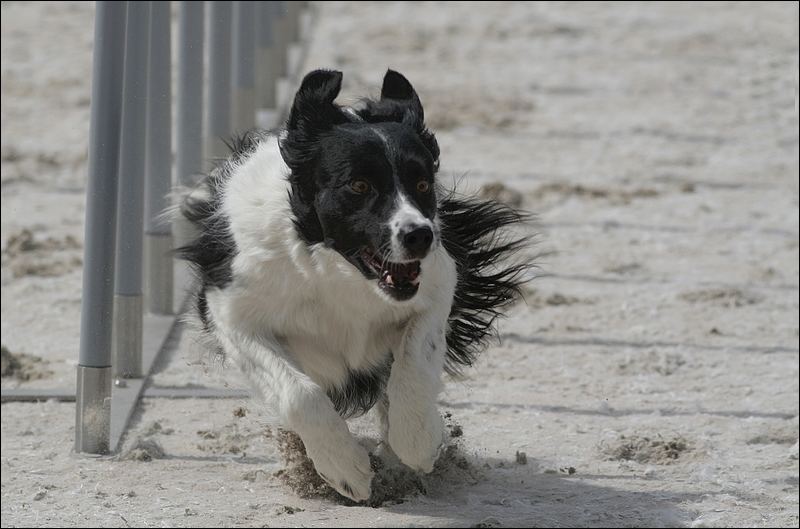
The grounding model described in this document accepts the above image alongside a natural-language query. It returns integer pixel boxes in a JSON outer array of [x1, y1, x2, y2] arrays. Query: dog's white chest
[[225, 247, 412, 390], [284, 316, 403, 389]]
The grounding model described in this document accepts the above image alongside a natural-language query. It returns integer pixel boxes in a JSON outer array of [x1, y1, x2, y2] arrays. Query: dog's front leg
[[218, 329, 374, 501], [385, 309, 449, 473]]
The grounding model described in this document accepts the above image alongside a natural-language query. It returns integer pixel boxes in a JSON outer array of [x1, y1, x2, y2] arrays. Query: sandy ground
[[2, 1, 799, 527]]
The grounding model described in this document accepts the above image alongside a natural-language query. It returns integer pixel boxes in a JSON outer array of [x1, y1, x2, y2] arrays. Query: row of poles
[[75, 0, 306, 454]]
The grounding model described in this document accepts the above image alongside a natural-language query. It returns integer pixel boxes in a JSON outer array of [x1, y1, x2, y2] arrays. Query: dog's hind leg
[[214, 327, 374, 502]]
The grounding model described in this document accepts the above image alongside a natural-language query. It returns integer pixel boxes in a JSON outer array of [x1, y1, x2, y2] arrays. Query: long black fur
[[439, 193, 531, 375]]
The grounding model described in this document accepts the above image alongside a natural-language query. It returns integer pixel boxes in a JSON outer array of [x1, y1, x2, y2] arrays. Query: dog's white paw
[[387, 405, 445, 473], [304, 433, 374, 502]]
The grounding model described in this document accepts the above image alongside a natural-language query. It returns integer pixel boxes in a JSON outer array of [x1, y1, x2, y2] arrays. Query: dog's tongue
[[382, 262, 421, 287]]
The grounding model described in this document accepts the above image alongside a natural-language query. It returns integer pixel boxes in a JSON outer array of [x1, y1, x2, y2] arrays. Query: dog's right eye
[[350, 180, 370, 194]]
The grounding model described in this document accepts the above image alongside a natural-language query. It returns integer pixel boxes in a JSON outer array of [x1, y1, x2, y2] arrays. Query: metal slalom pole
[[177, 1, 205, 186], [144, 0, 173, 315], [175, 1, 205, 248], [232, 1, 256, 133], [206, 1, 233, 159], [256, 2, 277, 113], [75, 1, 128, 454], [113, 0, 151, 379]]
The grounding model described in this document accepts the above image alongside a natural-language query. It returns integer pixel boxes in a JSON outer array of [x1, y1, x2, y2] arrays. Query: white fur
[[389, 193, 437, 261], [204, 136, 457, 501]]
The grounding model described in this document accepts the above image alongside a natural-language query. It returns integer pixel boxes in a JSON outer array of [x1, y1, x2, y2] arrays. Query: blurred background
[[1, 2, 798, 527]]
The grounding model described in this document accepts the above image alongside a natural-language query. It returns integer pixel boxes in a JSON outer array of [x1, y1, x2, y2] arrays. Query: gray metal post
[[114, 1, 151, 379], [271, 1, 288, 78], [285, 0, 300, 45], [232, 1, 256, 132], [175, 1, 205, 248], [145, 1, 173, 315], [298, 0, 310, 42], [75, 0, 127, 455], [256, 2, 277, 111], [177, 1, 204, 186], [285, 1, 304, 83], [206, 1, 233, 159]]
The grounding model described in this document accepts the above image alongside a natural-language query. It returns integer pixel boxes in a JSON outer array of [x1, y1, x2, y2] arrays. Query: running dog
[[178, 69, 529, 501]]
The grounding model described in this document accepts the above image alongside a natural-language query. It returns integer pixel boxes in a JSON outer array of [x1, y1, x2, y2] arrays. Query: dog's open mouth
[[360, 248, 420, 301]]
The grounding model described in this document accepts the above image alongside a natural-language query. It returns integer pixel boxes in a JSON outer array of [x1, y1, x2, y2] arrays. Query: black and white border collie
[[179, 69, 529, 502]]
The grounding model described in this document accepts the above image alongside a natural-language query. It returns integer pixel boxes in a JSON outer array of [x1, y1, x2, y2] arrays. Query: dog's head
[[280, 69, 441, 301]]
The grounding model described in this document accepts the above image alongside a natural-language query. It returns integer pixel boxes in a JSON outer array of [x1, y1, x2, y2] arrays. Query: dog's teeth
[[411, 276, 420, 286], [385, 274, 394, 286]]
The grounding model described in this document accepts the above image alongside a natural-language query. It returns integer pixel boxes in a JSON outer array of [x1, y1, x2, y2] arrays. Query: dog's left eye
[[417, 181, 430, 193], [350, 180, 370, 194]]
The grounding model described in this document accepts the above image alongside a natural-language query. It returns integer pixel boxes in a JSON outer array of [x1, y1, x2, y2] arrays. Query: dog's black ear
[[286, 69, 346, 132], [282, 69, 350, 175], [364, 69, 439, 169], [380, 69, 424, 121]]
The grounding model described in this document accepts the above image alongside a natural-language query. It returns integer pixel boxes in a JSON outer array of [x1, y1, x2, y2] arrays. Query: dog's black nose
[[402, 226, 434, 257]]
